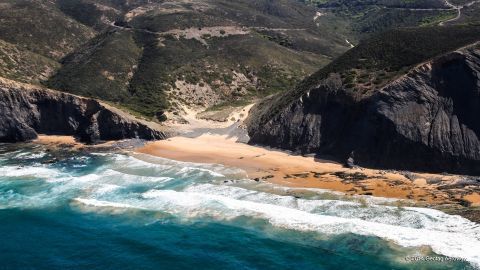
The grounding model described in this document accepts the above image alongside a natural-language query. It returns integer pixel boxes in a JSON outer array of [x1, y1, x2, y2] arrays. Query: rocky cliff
[[0, 77, 168, 143], [247, 44, 480, 175]]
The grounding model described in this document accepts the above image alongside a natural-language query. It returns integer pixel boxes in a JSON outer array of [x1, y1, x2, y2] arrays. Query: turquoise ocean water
[[0, 144, 479, 270]]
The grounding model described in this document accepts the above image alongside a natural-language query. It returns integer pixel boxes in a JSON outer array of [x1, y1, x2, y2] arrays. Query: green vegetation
[[351, 8, 457, 34], [5, 0, 477, 123], [0, 0, 351, 120], [0, 39, 60, 84], [0, 0, 102, 84], [44, 0, 348, 119], [0, 0, 96, 60], [302, 0, 467, 39], [123, 32, 175, 117], [454, 2, 480, 25], [47, 28, 328, 118], [46, 30, 142, 103], [303, 24, 480, 91], [420, 11, 458, 26], [126, 0, 350, 57], [259, 24, 480, 124], [448, 0, 474, 5], [57, 0, 121, 30], [305, 0, 448, 9]]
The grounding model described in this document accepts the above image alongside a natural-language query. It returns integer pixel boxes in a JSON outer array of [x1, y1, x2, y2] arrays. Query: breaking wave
[[1, 148, 479, 268]]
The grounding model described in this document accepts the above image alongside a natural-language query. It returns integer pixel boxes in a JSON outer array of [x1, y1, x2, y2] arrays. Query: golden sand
[[35, 135, 81, 147], [136, 134, 475, 204], [464, 193, 480, 206]]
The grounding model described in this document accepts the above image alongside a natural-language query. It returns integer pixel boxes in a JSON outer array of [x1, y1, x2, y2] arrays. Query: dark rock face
[[248, 46, 480, 175], [0, 78, 168, 143]]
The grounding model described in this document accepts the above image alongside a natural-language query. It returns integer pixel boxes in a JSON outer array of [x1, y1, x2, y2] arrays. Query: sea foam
[[137, 187, 480, 266], [1, 151, 479, 267]]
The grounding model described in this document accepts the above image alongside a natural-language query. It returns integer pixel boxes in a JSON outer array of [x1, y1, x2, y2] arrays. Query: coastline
[[136, 133, 480, 207], [24, 134, 480, 209], [4, 136, 480, 269], [31, 128, 480, 222]]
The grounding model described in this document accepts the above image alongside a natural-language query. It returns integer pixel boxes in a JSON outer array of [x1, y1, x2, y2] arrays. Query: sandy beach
[[137, 133, 480, 206]]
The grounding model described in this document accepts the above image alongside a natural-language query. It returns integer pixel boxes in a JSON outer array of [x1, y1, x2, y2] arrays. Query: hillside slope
[[0, 0, 96, 60], [45, 0, 351, 119], [247, 25, 480, 175], [0, 0, 98, 85], [304, 0, 460, 37], [0, 39, 60, 84], [2, 0, 471, 123]]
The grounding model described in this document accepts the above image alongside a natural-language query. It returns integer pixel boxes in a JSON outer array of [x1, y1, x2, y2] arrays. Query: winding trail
[[439, 0, 480, 25], [317, 0, 479, 26], [439, 0, 462, 25]]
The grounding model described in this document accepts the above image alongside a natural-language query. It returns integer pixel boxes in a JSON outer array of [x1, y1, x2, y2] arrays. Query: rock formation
[[247, 45, 480, 175], [0, 77, 168, 143]]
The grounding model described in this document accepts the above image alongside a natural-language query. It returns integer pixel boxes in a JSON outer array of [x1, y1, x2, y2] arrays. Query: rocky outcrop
[[247, 45, 480, 175], [0, 78, 168, 143]]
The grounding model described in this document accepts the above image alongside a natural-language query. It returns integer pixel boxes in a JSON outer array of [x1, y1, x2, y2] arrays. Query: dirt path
[[439, 0, 462, 25], [439, 0, 480, 25], [317, 0, 477, 26]]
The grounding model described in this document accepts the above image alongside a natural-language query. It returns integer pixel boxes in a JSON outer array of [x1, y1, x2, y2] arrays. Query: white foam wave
[[73, 182, 480, 266], [74, 198, 138, 209], [0, 166, 61, 178], [178, 167, 225, 178], [138, 188, 480, 266], [130, 153, 245, 178], [12, 151, 47, 159], [182, 184, 454, 231], [2, 151, 480, 266], [95, 184, 121, 195]]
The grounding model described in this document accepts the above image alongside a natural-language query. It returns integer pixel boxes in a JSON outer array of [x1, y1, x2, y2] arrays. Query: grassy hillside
[[452, 2, 480, 25], [0, 0, 96, 60], [5, 0, 474, 122], [259, 24, 480, 123], [304, 24, 480, 92], [45, 30, 142, 102], [0, 39, 60, 84], [125, 0, 350, 57], [46, 0, 349, 119], [47, 28, 329, 118], [56, 0, 123, 30], [303, 0, 458, 37], [128, 0, 319, 30], [0, 0, 101, 84], [305, 0, 448, 9]]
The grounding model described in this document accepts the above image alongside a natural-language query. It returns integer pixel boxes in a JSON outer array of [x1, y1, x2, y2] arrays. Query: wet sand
[[35, 135, 80, 146], [34, 135, 135, 151]]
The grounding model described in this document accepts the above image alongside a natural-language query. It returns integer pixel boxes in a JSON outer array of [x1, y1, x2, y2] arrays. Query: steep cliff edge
[[247, 43, 480, 175], [0, 77, 168, 143]]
